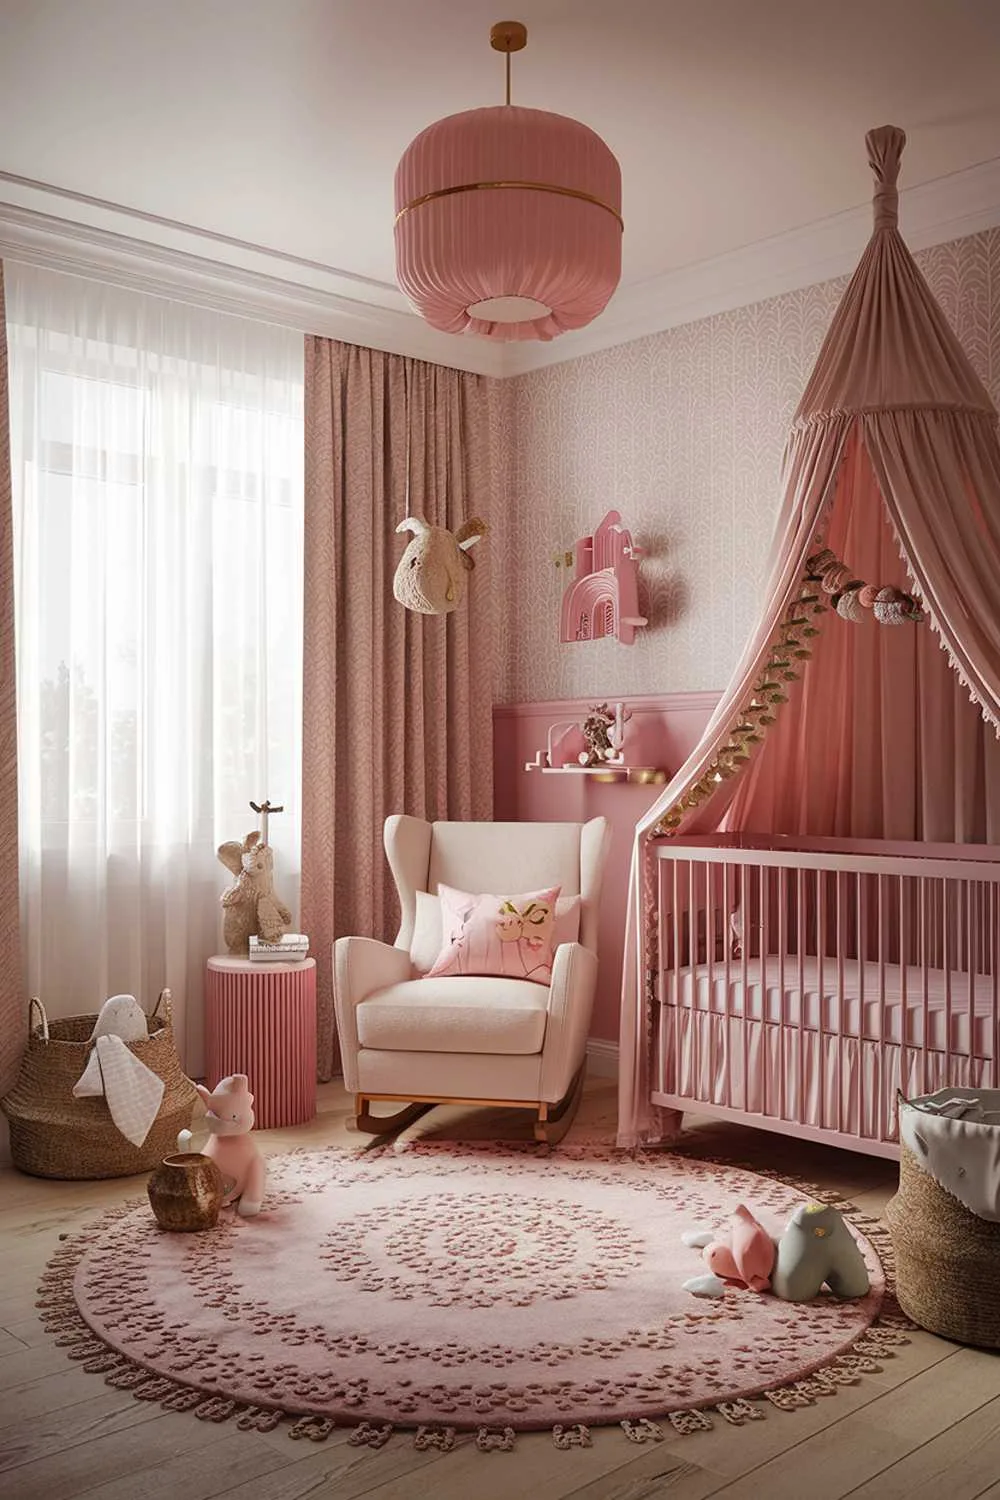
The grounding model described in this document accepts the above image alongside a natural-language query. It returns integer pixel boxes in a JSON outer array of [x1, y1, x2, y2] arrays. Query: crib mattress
[[663, 955, 999, 1056]]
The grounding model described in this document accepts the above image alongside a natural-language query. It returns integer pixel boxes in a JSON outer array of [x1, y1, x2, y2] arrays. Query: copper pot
[[147, 1152, 224, 1231]]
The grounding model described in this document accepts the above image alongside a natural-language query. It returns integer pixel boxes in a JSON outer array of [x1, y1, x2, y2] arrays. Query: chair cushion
[[356, 977, 549, 1055], [410, 890, 581, 975]]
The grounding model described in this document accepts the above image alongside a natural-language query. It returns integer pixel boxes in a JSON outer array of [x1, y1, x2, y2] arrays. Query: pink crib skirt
[[658, 1000, 992, 1149]]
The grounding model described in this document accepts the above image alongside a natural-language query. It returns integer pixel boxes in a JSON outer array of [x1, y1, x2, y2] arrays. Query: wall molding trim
[[586, 1038, 620, 1079], [493, 691, 722, 719], [0, 175, 501, 377], [505, 154, 1000, 375], [1, 158, 998, 377]]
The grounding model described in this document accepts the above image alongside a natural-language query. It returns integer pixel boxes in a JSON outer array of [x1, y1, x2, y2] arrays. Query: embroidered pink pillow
[[427, 884, 562, 985]]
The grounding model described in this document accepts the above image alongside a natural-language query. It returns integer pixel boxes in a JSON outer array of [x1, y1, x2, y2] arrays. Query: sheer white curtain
[[6, 265, 304, 1075]]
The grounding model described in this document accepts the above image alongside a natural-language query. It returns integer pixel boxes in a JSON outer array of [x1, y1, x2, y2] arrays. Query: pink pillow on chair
[[427, 884, 562, 985]]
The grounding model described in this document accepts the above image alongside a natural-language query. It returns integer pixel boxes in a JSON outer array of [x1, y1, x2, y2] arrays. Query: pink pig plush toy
[[179, 1074, 266, 1217], [701, 1204, 776, 1292]]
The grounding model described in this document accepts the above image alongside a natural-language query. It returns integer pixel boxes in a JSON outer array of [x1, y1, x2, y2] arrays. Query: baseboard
[[585, 1038, 619, 1079]]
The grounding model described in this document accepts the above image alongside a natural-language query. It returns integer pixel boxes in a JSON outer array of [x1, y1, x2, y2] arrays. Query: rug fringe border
[[34, 1155, 913, 1453]]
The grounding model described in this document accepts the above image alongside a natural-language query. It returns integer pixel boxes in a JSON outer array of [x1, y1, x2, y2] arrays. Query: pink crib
[[652, 836, 1000, 1157]]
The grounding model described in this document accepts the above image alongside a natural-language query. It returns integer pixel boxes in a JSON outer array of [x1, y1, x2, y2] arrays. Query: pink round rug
[[46, 1141, 898, 1434]]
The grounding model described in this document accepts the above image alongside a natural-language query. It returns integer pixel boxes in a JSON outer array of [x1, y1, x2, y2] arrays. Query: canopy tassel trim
[[883, 509, 1000, 739], [651, 576, 826, 836]]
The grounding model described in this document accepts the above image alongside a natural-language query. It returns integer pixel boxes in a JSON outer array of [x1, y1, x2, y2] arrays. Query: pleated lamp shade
[[394, 101, 623, 342]]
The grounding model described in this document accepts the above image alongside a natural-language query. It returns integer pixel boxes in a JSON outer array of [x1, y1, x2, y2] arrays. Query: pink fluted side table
[[204, 956, 317, 1129]]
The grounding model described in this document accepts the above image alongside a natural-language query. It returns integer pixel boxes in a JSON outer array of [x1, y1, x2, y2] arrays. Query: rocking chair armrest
[[333, 937, 413, 1095], [539, 942, 598, 1104], [334, 936, 412, 1009]]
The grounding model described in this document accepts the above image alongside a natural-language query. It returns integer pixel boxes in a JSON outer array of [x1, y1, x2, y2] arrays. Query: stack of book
[[248, 933, 310, 963]]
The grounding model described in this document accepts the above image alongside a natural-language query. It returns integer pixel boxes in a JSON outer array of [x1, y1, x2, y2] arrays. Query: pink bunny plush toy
[[179, 1075, 266, 1217]]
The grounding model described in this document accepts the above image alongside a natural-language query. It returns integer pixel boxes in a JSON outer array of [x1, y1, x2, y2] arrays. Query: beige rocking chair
[[333, 816, 610, 1143]]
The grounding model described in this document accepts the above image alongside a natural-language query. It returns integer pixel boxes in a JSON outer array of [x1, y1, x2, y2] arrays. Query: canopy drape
[[619, 127, 1000, 1146]]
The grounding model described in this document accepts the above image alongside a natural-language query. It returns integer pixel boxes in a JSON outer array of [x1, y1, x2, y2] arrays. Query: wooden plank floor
[[1, 1078, 994, 1500]]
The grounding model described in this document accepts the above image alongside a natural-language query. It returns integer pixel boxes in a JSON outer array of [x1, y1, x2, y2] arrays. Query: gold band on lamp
[[395, 179, 625, 230]]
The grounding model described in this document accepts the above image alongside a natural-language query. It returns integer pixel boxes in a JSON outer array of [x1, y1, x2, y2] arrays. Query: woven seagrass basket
[[0, 992, 199, 1180], [886, 1140, 1000, 1348]]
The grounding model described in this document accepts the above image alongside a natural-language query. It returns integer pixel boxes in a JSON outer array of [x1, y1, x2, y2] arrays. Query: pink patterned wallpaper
[[495, 228, 1000, 703]]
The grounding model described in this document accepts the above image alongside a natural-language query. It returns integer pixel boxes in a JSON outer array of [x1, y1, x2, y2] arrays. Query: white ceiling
[[1, 0, 999, 376]]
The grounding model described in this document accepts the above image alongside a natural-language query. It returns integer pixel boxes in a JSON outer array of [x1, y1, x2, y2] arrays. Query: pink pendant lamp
[[394, 20, 623, 343]]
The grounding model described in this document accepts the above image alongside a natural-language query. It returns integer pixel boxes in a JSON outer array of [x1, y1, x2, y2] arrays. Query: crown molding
[[1, 157, 998, 380], [504, 153, 1000, 375], [0, 173, 506, 377], [493, 690, 721, 718]]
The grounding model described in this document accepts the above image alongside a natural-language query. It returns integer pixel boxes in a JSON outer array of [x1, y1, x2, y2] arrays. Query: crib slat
[[688, 860, 700, 1101], [944, 877, 953, 1088], [777, 865, 786, 1121], [656, 864, 665, 1098], [818, 867, 827, 1133], [672, 860, 680, 1098], [876, 873, 886, 1146], [837, 870, 845, 1136], [899, 872, 908, 1120], [796, 867, 805, 1130], [920, 876, 930, 1096], [708, 859, 724, 1108], [967, 878, 975, 1089], [994, 883, 999, 1089], [740, 862, 749, 1110]]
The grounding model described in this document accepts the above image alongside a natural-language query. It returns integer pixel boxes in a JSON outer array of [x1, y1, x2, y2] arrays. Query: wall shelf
[[559, 510, 648, 645], [525, 763, 668, 785]]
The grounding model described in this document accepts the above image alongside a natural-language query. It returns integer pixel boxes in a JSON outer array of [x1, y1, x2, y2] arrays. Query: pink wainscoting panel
[[204, 958, 317, 1129], [493, 692, 719, 1040]]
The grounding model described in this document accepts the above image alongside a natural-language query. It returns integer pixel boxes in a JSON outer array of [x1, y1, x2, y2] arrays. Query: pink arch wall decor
[[559, 510, 647, 645]]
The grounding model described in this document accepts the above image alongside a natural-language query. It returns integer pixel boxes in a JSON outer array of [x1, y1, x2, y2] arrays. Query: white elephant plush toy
[[392, 515, 489, 615]]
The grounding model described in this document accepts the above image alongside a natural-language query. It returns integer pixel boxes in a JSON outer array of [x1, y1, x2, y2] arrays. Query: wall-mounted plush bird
[[392, 516, 489, 615]]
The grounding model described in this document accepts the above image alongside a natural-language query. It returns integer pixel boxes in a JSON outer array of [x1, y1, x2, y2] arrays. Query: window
[[6, 266, 304, 1071]]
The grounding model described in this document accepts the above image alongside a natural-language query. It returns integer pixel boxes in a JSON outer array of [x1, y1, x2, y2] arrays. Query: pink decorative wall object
[[204, 957, 317, 1129], [559, 510, 647, 645]]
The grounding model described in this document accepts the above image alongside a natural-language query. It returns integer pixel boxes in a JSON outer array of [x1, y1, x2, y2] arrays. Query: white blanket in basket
[[900, 1088, 1000, 1222], [72, 996, 164, 1148]]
